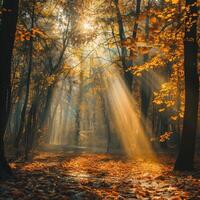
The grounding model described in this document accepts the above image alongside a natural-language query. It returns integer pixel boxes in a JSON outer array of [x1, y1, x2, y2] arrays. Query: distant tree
[[0, 0, 19, 179], [174, 0, 199, 171], [113, 0, 141, 91]]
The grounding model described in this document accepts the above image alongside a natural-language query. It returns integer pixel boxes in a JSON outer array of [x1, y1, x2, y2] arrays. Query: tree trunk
[[24, 86, 39, 160], [113, 0, 132, 90], [101, 94, 112, 153], [140, 9, 151, 120], [174, 0, 199, 171], [0, 0, 19, 179], [74, 67, 84, 146], [14, 3, 35, 156]]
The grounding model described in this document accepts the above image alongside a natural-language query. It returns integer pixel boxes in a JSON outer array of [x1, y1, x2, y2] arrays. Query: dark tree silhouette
[[14, 1, 35, 157], [0, 0, 19, 179], [174, 0, 199, 171]]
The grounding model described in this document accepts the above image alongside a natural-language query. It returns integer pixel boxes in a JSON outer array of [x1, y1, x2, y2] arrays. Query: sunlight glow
[[47, 9, 156, 160], [82, 21, 94, 31], [103, 67, 156, 159]]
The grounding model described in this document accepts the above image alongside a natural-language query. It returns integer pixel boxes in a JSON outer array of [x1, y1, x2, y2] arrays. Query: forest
[[0, 0, 199, 199]]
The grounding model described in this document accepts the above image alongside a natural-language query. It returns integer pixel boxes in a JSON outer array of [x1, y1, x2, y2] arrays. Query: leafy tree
[[174, 0, 199, 171]]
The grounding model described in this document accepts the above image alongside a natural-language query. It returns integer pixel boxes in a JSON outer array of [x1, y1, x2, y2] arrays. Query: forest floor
[[0, 150, 200, 200]]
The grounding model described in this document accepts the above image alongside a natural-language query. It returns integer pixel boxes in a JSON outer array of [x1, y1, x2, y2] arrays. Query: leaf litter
[[0, 151, 200, 200]]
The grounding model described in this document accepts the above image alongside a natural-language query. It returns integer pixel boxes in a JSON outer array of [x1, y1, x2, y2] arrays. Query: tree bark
[[0, 0, 19, 179], [113, 0, 133, 90], [74, 65, 84, 146], [140, 4, 151, 121], [14, 3, 35, 156], [174, 0, 199, 171]]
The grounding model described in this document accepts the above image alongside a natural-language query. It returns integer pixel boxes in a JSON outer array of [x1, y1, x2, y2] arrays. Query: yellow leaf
[[171, 116, 178, 121], [150, 17, 157, 24], [172, 0, 179, 4], [159, 108, 165, 112]]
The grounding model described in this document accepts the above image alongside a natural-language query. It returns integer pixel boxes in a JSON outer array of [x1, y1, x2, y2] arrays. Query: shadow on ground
[[0, 150, 200, 200]]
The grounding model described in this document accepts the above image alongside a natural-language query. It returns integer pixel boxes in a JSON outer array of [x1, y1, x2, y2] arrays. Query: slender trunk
[[39, 86, 54, 130], [24, 104, 33, 160], [101, 94, 111, 153], [25, 86, 39, 160], [113, 0, 132, 90], [75, 68, 84, 146], [176, 75, 181, 146], [140, 10, 151, 120], [160, 112, 168, 149], [130, 0, 141, 56], [13, 81, 24, 135], [14, 3, 35, 155], [140, 1, 152, 138]]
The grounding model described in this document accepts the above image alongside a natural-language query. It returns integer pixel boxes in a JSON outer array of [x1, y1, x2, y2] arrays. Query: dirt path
[[0, 151, 200, 200]]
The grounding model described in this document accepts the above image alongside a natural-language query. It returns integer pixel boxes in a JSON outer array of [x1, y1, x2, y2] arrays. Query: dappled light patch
[[1, 152, 200, 199], [0, 0, 199, 198], [21, 162, 57, 172]]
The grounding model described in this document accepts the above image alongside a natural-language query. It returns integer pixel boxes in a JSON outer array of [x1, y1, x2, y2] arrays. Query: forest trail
[[0, 151, 200, 200]]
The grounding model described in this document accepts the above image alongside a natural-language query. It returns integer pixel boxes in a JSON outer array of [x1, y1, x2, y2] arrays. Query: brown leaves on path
[[0, 151, 200, 200]]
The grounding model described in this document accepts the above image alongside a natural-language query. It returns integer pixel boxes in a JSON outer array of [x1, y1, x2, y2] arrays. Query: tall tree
[[113, 0, 132, 90], [140, 1, 151, 123], [174, 0, 199, 171], [14, 0, 35, 156], [0, 0, 19, 178], [114, 0, 141, 91], [74, 52, 84, 146]]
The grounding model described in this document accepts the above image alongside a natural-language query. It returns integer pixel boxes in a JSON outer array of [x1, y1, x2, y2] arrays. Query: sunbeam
[[102, 67, 155, 159]]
